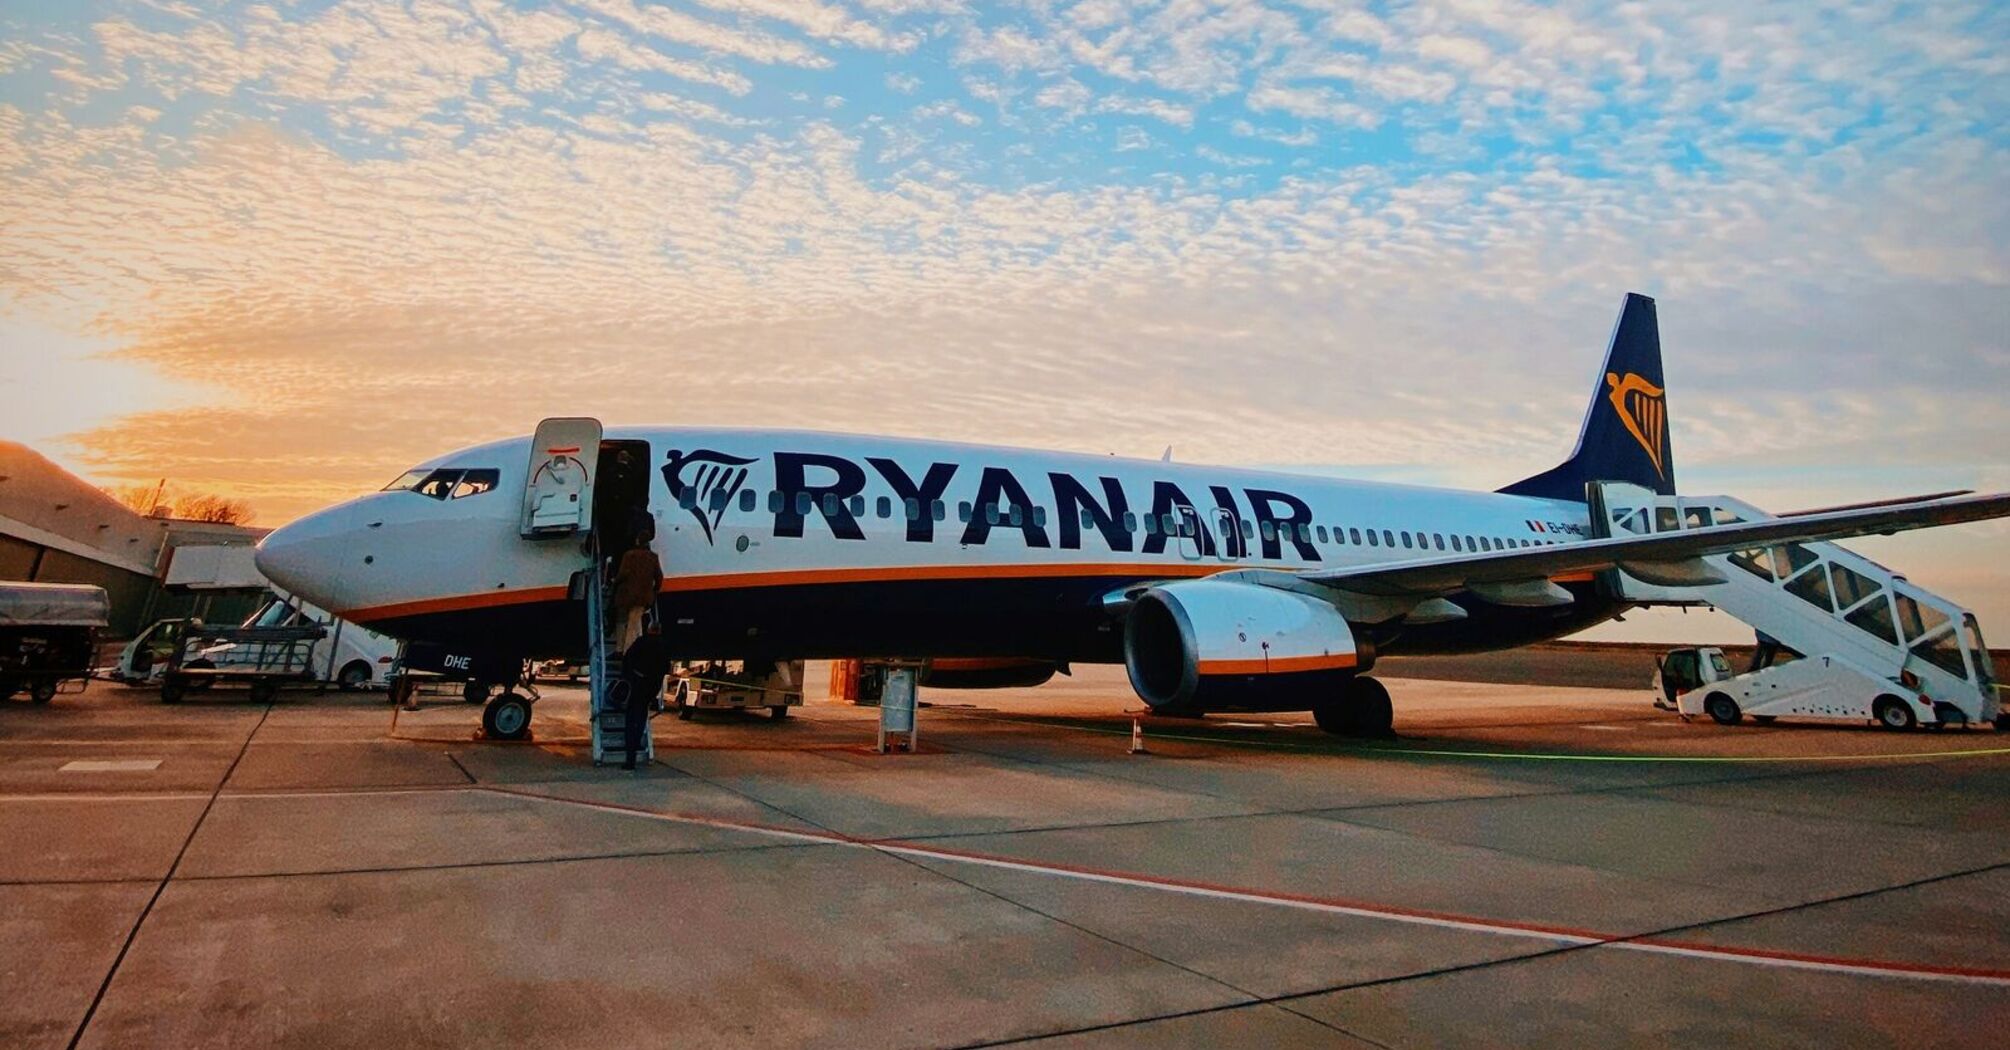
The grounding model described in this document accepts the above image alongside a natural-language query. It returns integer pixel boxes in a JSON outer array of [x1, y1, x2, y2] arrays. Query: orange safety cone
[[1129, 716, 1147, 755]]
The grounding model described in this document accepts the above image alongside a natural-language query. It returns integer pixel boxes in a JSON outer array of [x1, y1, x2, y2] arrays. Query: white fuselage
[[255, 427, 1609, 664]]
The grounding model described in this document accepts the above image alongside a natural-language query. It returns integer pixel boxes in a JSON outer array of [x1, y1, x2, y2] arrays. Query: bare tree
[[103, 483, 253, 524]]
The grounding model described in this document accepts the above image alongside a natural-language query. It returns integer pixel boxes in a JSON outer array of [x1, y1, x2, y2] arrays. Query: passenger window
[[1365, 528, 1378, 547], [848, 495, 865, 517], [1007, 505, 1023, 527], [1122, 512, 1138, 532], [904, 497, 920, 521], [1161, 512, 1178, 533], [739, 489, 756, 513], [1260, 521, 1275, 541], [796, 492, 812, 515], [1450, 535, 1462, 552], [1316, 525, 1329, 543], [1463, 535, 1475, 551], [1033, 507, 1048, 528], [823, 494, 841, 517], [932, 500, 946, 522], [1433, 534, 1445, 550], [1348, 528, 1361, 544], [708, 489, 729, 512], [679, 489, 699, 510], [958, 501, 972, 522], [414, 469, 462, 500], [1145, 514, 1160, 536], [984, 503, 1000, 525], [450, 469, 499, 499], [1400, 532, 1412, 549], [1241, 519, 1254, 539], [1296, 523, 1310, 543], [876, 496, 892, 519], [768, 491, 783, 513]]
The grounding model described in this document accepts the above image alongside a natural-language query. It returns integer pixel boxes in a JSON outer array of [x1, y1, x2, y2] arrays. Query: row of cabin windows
[[677, 487, 1564, 554]]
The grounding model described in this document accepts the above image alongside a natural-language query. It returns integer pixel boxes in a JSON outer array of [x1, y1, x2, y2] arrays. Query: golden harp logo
[[1605, 372, 1668, 478]]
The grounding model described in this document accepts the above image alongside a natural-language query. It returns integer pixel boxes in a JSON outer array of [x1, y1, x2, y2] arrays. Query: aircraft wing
[[1290, 491, 2010, 599]]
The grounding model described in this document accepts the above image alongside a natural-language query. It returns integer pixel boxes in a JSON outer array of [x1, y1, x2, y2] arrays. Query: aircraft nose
[[255, 503, 359, 611]]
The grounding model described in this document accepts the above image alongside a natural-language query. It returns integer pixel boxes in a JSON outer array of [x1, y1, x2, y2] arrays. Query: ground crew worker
[[610, 530, 662, 650], [620, 620, 670, 770]]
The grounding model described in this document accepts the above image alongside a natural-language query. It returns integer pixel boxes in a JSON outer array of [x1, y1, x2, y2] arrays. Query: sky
[[1, 0, 2006, 643]]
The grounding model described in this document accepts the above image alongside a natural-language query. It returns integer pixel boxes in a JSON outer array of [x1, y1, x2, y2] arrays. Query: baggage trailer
[[671, 659, 805, 720], [1656, 645, 1952, 730], [160, 622, 326, 703], [0, 582, 108, 704]]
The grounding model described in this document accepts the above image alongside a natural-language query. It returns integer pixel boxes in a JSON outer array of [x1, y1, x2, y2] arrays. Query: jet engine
[[1124, 579, 1369, 712], [920, 657, 1060, 690]]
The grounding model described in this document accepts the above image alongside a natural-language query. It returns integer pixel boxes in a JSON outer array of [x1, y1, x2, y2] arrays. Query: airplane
[[254, 293, 2009, 738]]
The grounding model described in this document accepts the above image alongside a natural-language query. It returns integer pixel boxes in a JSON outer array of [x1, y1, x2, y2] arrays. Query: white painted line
[[486, 786, 2010, 989], [60, 759, 162, 772]]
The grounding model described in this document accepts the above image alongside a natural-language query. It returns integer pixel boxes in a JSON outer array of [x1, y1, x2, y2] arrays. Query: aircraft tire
[[1705, 693, 1741, 725], [1315, 676, 1393, 737], [161, 678, 185, 704], [30, 679, 57, 704], [249, 681, 279, 704], [1346, 676, 1394, 737], [463, 681, 488, 704], [483, 692, 532, 741]]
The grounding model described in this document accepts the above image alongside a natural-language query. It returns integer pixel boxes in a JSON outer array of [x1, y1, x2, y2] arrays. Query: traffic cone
[[1129, 716, 1147, 755]]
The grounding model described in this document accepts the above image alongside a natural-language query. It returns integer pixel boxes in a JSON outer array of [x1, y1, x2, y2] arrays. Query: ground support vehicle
[[160, 622, 325, 703], [0, 582, 108, 704], [1656, 645, 1948, 730], [671, 659, 805, 721]]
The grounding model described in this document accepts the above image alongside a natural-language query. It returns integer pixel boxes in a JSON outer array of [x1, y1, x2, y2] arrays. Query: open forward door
[[520, 417, 603, 538]]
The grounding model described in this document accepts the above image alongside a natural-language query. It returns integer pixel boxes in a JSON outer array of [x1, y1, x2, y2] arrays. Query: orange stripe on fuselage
[[344, 562, 1598, 625], [343, 586, 570, 624], [1198, 653, 1359, 676]]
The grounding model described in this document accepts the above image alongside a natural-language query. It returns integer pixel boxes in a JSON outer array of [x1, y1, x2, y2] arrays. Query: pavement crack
[[64, 698, 274, 1050]]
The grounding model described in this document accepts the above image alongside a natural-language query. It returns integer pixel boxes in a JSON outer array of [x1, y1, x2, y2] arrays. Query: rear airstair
[[1591, 482, 2000, 726]]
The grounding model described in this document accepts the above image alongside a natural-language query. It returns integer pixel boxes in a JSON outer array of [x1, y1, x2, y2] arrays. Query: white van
[[117, 596, 398, 691]]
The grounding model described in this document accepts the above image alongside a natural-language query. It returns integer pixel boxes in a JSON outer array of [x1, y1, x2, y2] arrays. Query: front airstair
[[588, 534, 652, 765], [1591, 482, 1999, 725]]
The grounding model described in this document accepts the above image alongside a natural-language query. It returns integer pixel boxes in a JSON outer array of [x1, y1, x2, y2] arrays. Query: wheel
[[674, 680, 693, 720], [1314, 676, 1393, 737], [185, 659, 216, 691], [161, 678, 186, 704], [29, 679, 58, 704], [1704, 693, 1742, 725], [336, 661, 372, 691], [769, 704, 789, 720], [249, 680, 279, 703], [1874, 696, 1917, 731], [482, 692, 533, 740], [463, 680, 489, 704]]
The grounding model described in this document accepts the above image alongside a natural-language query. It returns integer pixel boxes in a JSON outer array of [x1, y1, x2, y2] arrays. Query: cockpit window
[[381, 470, 430, 492], [451, 469, 499, 499], [413, 470, 463, 500]]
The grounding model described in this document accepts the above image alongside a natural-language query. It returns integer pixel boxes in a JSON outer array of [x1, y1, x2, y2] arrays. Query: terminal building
[[0, 441, 268, 636]]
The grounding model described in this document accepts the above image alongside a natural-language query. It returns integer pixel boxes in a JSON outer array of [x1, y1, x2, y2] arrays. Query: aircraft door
[[521, 418, 603, 538]]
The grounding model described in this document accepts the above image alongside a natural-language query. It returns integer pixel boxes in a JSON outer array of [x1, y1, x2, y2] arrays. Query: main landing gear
[[1312, 676, 1394, 738]]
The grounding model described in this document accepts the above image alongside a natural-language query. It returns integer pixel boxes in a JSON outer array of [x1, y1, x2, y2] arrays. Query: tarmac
[[3, 657, 2007, 1048]]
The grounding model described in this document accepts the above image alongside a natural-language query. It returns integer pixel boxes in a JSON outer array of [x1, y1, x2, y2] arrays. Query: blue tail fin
[[1499, 293, 1675, 501]]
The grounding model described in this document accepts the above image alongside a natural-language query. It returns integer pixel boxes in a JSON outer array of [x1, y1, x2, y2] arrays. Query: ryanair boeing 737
[[255, 295, 2009, 736]]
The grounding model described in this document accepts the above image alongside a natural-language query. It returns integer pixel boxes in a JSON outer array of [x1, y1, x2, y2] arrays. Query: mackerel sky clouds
[[1, 1, 2006, 634]]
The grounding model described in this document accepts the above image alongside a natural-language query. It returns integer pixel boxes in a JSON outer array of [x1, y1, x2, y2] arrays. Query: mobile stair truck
[[0, 582, 109, 704], [1596, 482, 2001, 730]]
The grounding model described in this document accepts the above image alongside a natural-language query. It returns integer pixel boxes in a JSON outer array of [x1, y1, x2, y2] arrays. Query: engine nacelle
[[1124, 579, 1368, 712], [920, 658, 1059, 690]]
